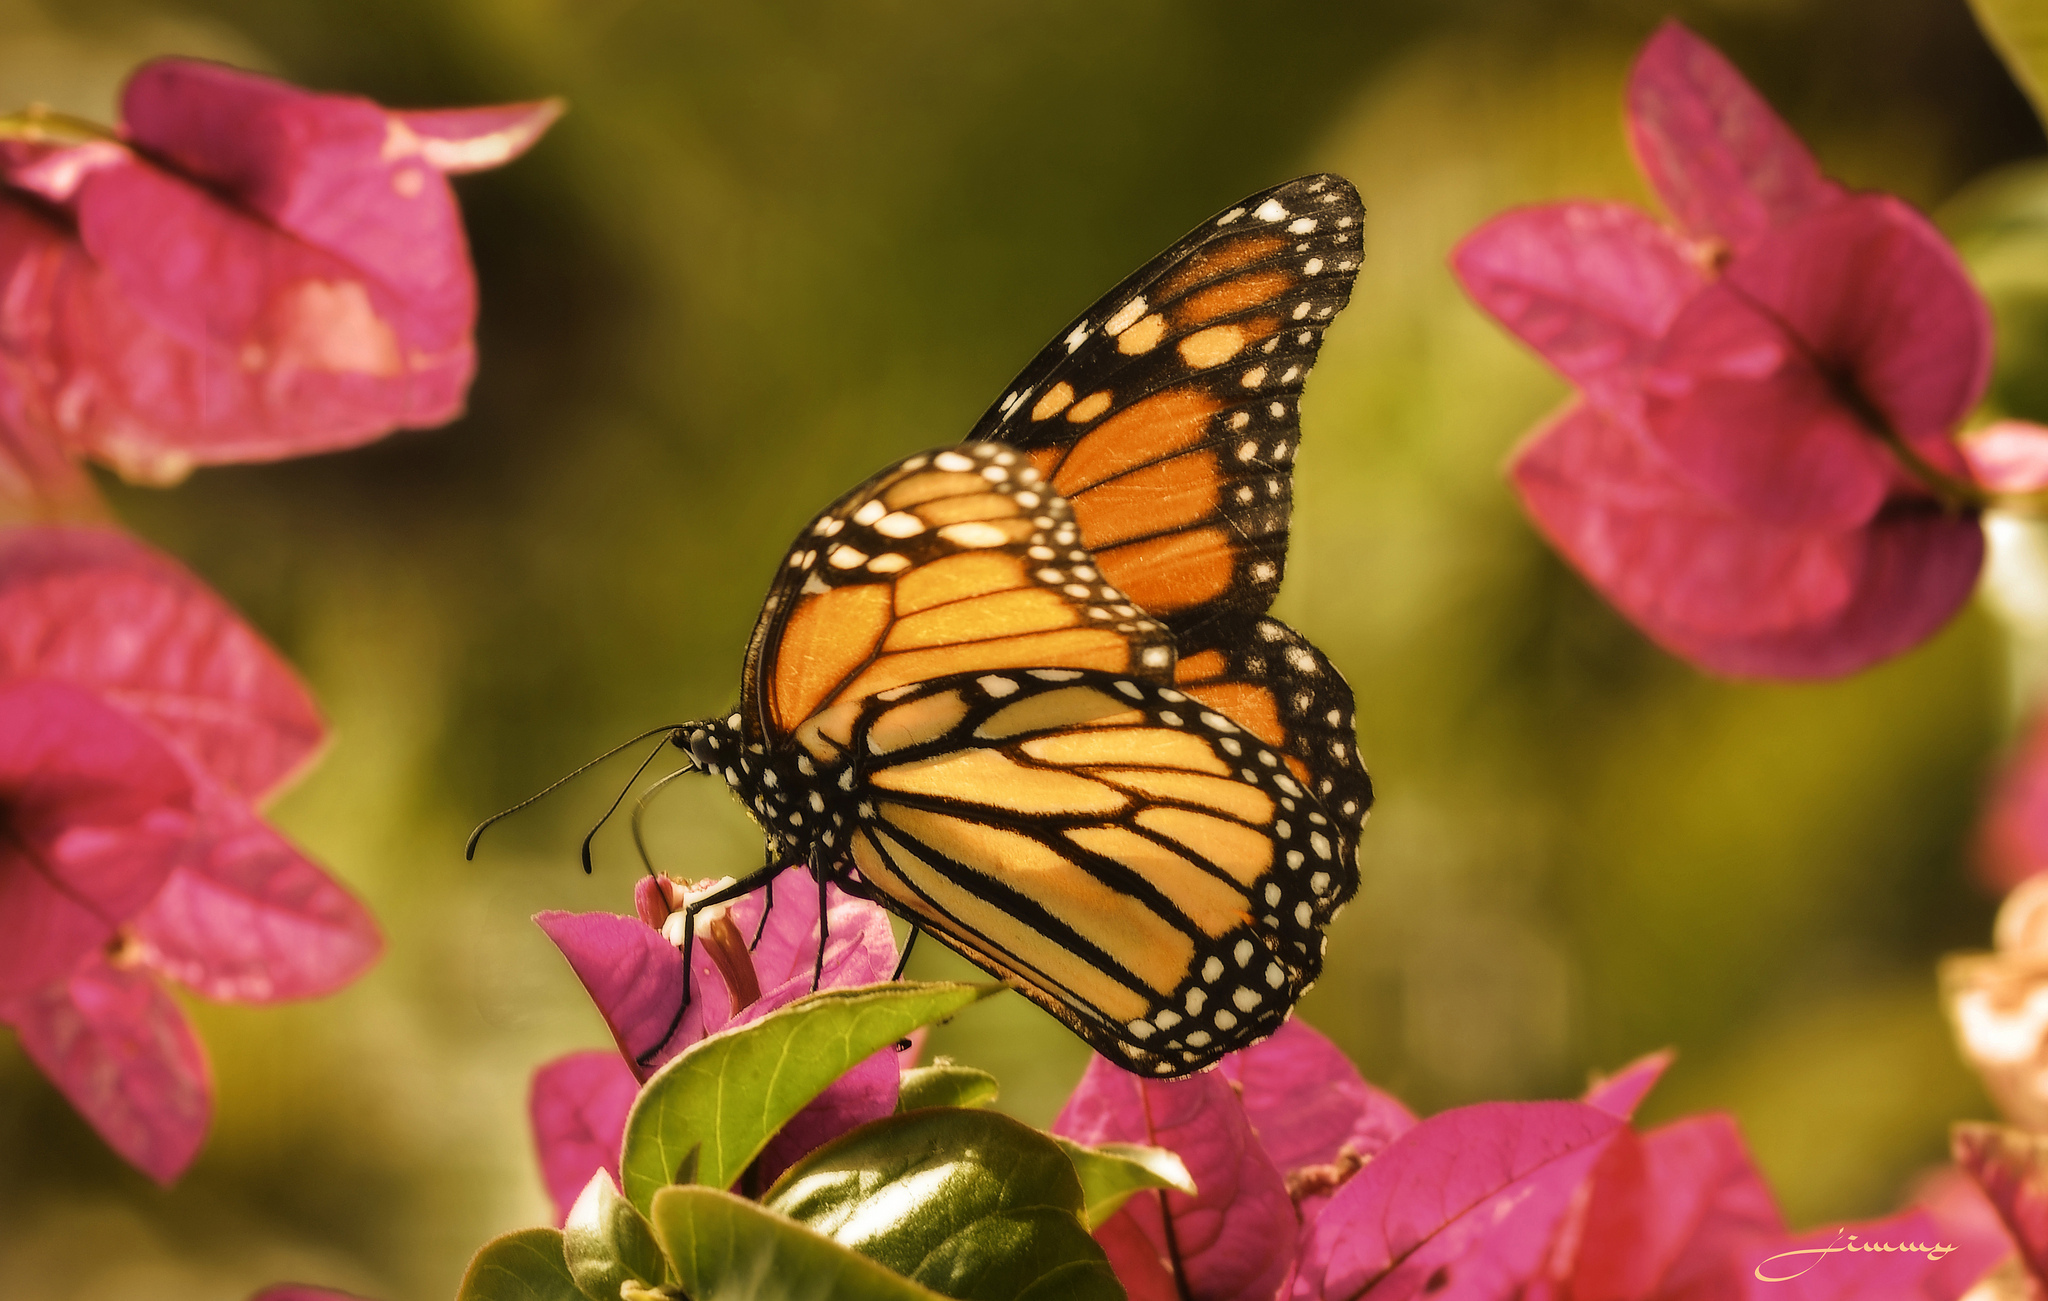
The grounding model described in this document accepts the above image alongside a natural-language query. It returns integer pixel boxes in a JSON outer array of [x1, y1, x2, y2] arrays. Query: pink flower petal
[[1093, 1211, 1184, 1301], [1954, 1123, 2048, 1288], [1740, 1208, 2003, 1299], [534, 909, 698, 1078], [127, 776, 379, 1002], [1055, 1054, 1296, 1301], [1218, 1018, 1415, 1173], [1980, 712, 2048, 893], [739, 878, 899, 1002], [0, 957, 211, 1184], [1451, 202, 1707, 421], [530, 1049, 639, 1227], [1625, 20, 1842, 250], [0, 526, 324, 801], [1512, 403, 1981, 679], [1643, 278, 1893, 531], [0, 679, 194, 996], [1570, 1115, 1784, 1300], [249, 1288, 378, 1301], [0, 59, 556, 478], [1719, 196, 1991, 457], [393, 100, 564, 174], [1911, 1163, 2017, 1278], [1582, 1048, 1673, 1119], [1964, 421, 2048, 497], [1666, 499, 1983, 680], [1291, 1100, 1623, 1300]]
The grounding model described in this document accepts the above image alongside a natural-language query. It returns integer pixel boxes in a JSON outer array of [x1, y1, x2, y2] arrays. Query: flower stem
[[0, 104, 118, 144]]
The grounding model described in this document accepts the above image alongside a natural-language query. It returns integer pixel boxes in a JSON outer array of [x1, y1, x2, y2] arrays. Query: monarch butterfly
[[664, 175, 1366, 1076]]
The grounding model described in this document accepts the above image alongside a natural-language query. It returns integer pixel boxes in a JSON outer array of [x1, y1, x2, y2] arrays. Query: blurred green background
[[0, 0, 2042, 1295]]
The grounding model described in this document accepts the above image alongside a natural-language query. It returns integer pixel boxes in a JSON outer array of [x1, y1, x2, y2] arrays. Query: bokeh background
[[1, 0, 2043, 1295]]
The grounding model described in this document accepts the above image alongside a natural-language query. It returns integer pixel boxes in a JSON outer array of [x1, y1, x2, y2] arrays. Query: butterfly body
[[672, 176, 1371, 1075]]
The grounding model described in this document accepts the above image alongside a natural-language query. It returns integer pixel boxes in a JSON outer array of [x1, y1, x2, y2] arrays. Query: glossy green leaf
[[455, 1227, 582, 1301], [649, 1184, 952, 1301], [1972, 0, 2048, 125], [897, 1063, 1000, 1112], [1053, 1138, 1195, 1229], [620, 981, 999, 1212], [563, 1170, 669, 1300], [763, 1108, 1125, 1301]]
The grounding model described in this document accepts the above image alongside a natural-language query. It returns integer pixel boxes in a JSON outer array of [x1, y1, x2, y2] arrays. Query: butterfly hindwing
[[837, 667, 1349, 1074], [1173, 614, 1370, 917], [966, 175, 1364, 650], [740, 442, 1177, 751]]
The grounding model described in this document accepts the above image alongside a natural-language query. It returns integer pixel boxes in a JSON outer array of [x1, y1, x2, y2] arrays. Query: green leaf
[[763, 1108, 1125, 1301], [1053, 1138, 1195, 1229], [897, 1063, 1000, 1112], [563, 1170, 670, 1300], [620, 981, 999, 1212], [650, 1184, 953, 1301], [455, 1227, 582, 1301], [1971, 0, 2048, 126]]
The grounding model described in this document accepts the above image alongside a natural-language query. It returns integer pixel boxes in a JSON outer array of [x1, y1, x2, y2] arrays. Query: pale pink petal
[[249, 1287, 378, 1301], [1291, 1100, 1623, 1300], [127, 778, 379, 1002], [1056, 1055, 1296, 1301], [0, 958, 211, 1184], [394, 101, 564, 174], [1571, 1114, 1783, 1300], [1720, 196, 1992, 458], [1643, 278, 1894, 531], [535, 909, 700, 1078], [0, 526, 324, 801], [1625, 20, 1843, 249], [1738, 1208, 2004, 1299], [1219, 1018, 1415, 1173], [1965, 421, 2048, 496], [1955, 1124, 2048, 1288], [0, 679, 194, 996], [1582, 1048, 1673, 1119], [1451, 202, 1707, 420], [530, 1050, 638, 1227]]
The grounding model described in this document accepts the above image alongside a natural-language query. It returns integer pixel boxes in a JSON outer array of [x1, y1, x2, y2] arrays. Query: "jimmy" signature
[[1754, 1230, 1959, 1282]]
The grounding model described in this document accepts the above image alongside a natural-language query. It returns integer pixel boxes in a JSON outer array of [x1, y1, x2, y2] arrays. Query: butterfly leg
[[891, 927, 920, 980], [811, 846, 830, 993], [637, 861, 787, 1071], [750, 878, 775, 949]]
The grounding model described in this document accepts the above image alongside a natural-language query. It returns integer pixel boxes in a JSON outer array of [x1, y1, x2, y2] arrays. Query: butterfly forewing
[[739, 442, 1178, 753], [966, 174, 1364, 650], [839, 668, 1347, 1074]]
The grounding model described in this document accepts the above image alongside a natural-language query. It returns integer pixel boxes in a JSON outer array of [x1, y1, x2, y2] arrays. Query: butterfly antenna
[[578, 732, 686, 874], [466, 724, 688, 860], [630, 766, 698, 878]]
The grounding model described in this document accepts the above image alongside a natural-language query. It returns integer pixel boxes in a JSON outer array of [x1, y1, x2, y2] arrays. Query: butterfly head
[[677, 712, 739, 772]]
